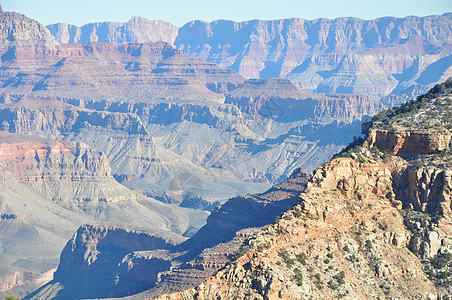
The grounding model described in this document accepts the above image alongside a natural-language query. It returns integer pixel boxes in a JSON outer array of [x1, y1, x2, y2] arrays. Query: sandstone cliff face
[[364, 129, 452, 156]]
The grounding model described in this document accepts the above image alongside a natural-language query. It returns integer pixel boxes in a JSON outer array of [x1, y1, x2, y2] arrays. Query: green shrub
[[296, 252, 307, 265], [293, 268, 303, 286], [365, 240, 373, 250], [328, 279, 339, 290], [278, 250, 294, 267]]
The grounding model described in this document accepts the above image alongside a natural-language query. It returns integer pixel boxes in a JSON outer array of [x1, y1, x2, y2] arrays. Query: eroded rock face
[[0, 98, 148, 137], [174, 15, 452, 99], [156, 154, 450, 299], [0, 131, 135, 202], [364, 129, 452, 156], [393, 168, 452, 216], [0, 42, 243, 103], [50, 224, 182, 299], [0, 9, 57, 49], [226, 78, 379, 122]]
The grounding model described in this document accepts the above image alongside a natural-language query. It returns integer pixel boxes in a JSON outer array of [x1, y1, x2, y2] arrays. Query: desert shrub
[[328, 279, 339, 290], [293, 268, 303, 286], [365, 240, 373, 250], [296, 252, 307, 265], [278, 249, 294, 267]]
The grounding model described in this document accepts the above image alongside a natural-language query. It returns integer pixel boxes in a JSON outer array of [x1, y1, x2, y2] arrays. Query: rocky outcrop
[[29, 225, 183, 299], [393, 168, 452, 216], [0, 9, 57, 50], [364, 129, 452, 156], [155, 153, 447, 300]]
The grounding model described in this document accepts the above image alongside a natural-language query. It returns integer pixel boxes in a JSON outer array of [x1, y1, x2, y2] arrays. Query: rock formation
[[48, 14, 452, 102], [1, 6, 450, 299], [152, 81, 452, 299], [28, 225, 183, 299], [0, 8, 379, 206], [0, 9, 57, 49], [0, 8, 382, 298]]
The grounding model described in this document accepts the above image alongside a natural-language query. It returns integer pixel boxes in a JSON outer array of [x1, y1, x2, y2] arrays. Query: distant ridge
[[48, 14, 452, 102], [47, 17, 178, 44]]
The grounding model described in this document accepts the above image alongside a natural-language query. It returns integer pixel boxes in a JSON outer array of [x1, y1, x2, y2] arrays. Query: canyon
[[0, 7, 379, 298], [0, 5, 450, 299], [28, 82, 452, 299]]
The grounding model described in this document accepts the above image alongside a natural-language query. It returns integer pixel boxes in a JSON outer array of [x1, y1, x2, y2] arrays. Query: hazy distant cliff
[[47, 17, 178, 44], [48, 14, 452, 101]]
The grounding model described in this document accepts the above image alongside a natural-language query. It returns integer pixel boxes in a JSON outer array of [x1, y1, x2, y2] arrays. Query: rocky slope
[[48, 14, 452, 102], [152, 81, 452, 299]]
